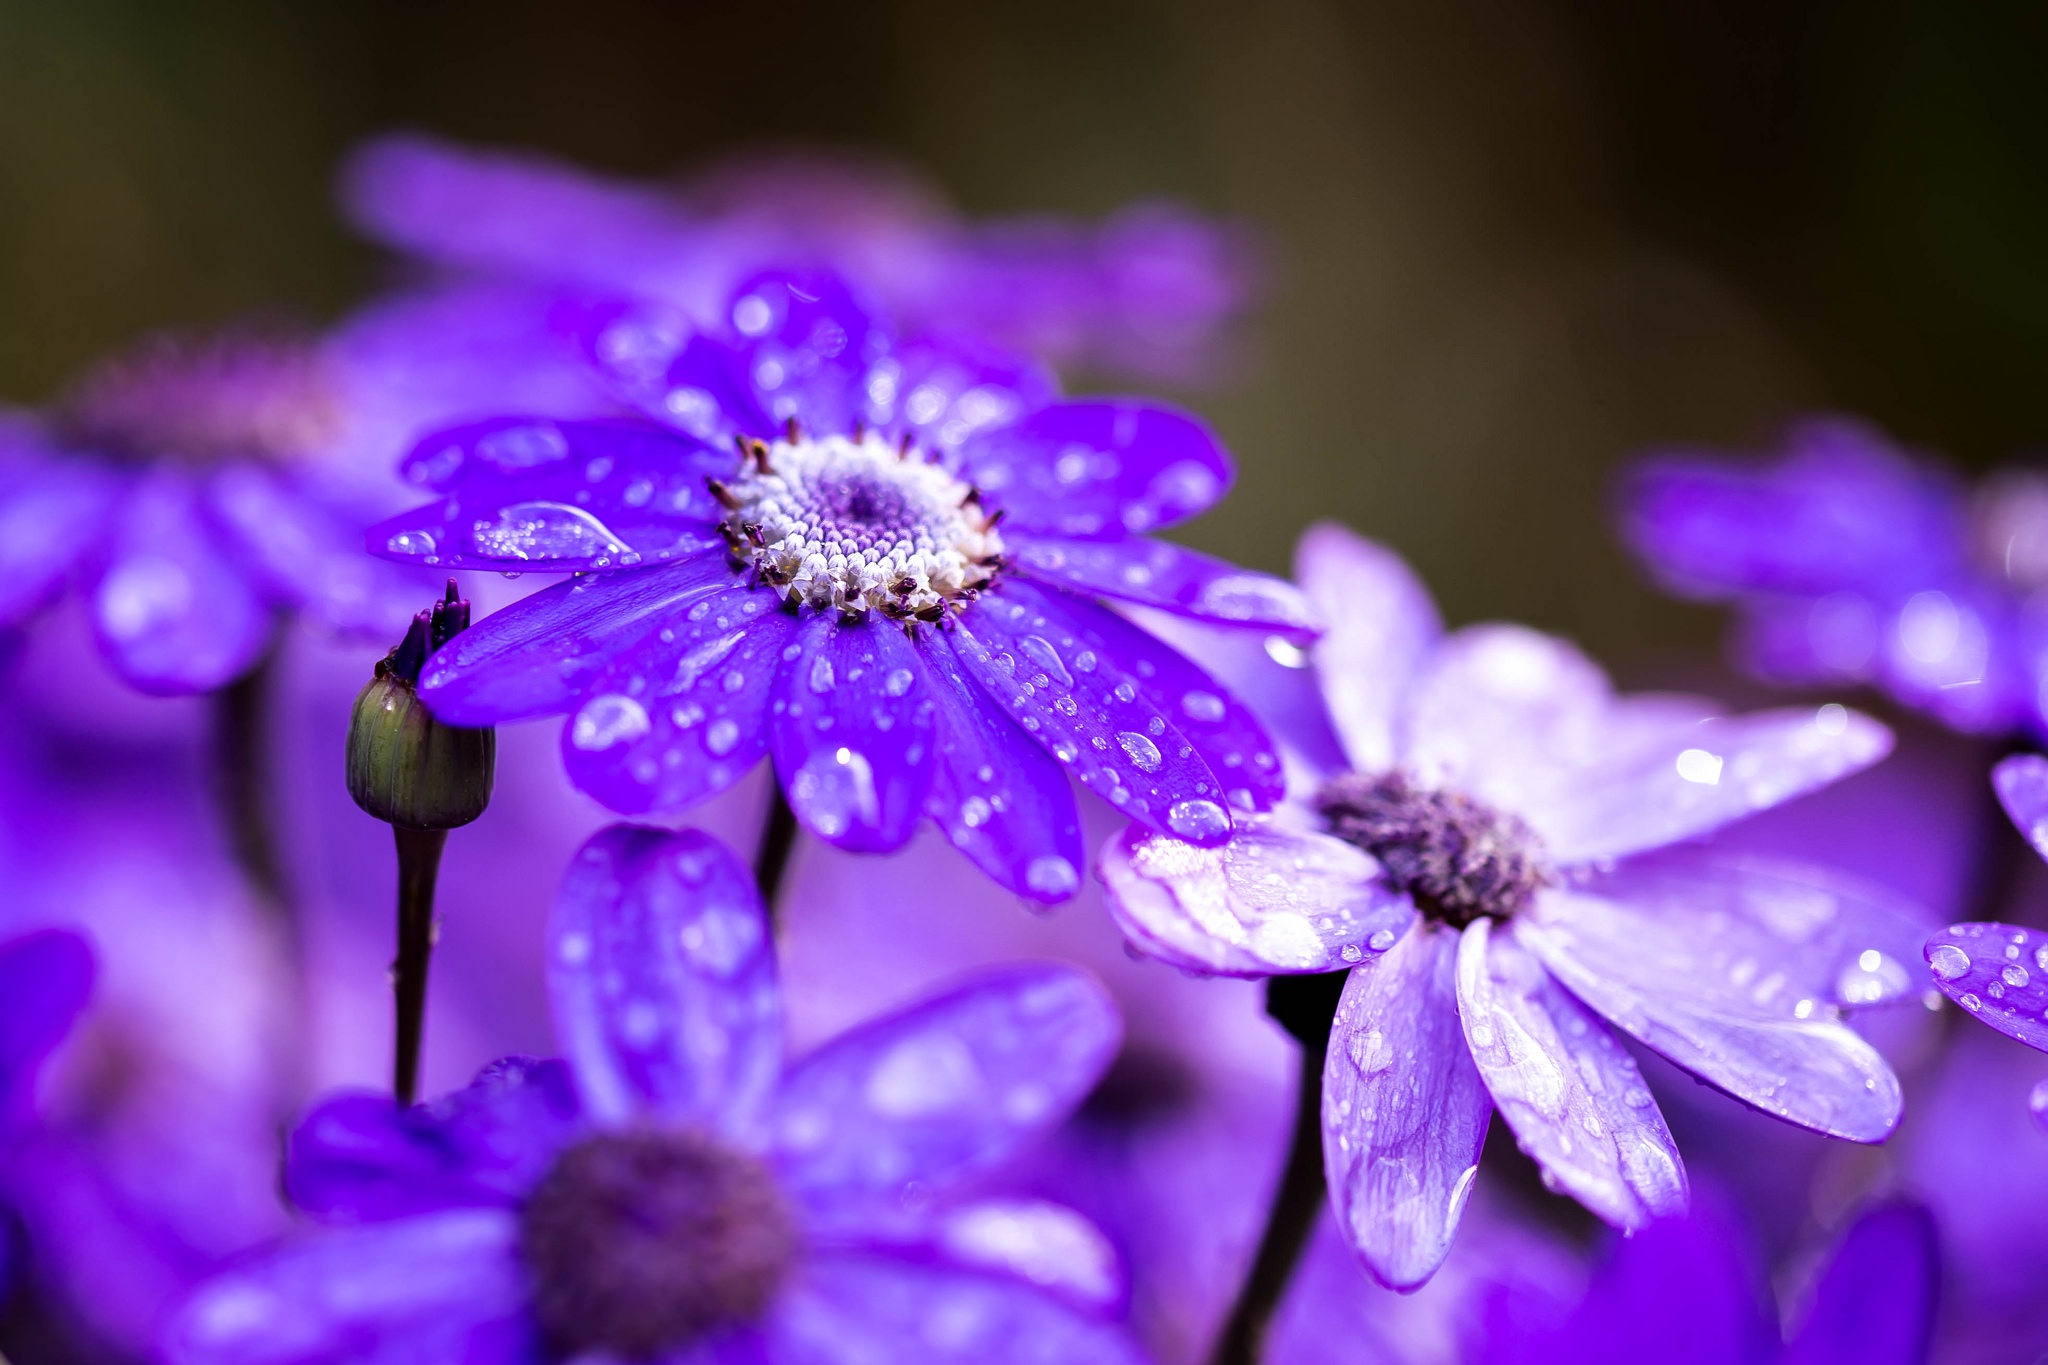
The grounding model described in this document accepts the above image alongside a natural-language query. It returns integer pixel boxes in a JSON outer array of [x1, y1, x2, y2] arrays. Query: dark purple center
[[1314, 770, 1548, 926], [55, 330, 338, 466], [518, 1129, 797, 1360]]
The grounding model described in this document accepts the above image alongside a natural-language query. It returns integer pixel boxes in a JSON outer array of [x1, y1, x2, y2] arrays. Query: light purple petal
[[420, 554, 733, 724], [767, 965, 1119, 1223], [915, 630, 1086, 902], [1924, 922, 2048, 1052], [1780, 1203, 1939, 1365], [1322, 925, 1492, 1291], [959, 399, 1231, 537], [0, 928, 94, 1118], [1456, 920, 1686, 1229], [0, 451, 114, 627], [160, 1209, 530, 1365], [932, 1199, 1126, 1314], [1520, 887, 1902, 1142], [91, 472, 274, 694], [1992, 753, 2048, 860], [766, 1255, 1146, 1365], [1295, 523, 1441, 772], [726, 273, 882, 433], [769, 616, 936, 854], [558, 588, 796, 815], [950, 583, 1235, 847], [550, 825, 779, 1133], [1011, 535, 1319, 634], [1097, 816, 1413, 976], [872, 335, 1058, 454]]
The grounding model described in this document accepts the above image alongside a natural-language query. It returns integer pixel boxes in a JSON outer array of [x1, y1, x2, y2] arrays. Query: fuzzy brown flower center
[[1314, 770, 1548, 926]]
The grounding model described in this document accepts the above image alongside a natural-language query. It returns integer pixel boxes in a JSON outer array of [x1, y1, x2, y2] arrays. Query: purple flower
[[164, 823, 1146, 1365], [0, 928, 93, 1135], [343, 133, 1258, 384], [1619, 416, 2048, 738], [374, 272, 1310, 898], [1098, 523, 1917, 1289], [0, 284, 605, 695]]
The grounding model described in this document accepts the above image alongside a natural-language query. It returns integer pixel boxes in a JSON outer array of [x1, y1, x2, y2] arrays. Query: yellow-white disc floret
[[714, 430, 1004, 620]]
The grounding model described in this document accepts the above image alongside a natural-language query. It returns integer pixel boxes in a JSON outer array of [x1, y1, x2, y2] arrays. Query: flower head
[[1098, 523, 1920, 1289], [374, 272, 1313, 899], [164, 823, 1144, 1364]]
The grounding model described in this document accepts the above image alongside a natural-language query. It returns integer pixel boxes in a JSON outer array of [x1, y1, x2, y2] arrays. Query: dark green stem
[[753, 781, 800, 921], [392, 825, 448, 1106]]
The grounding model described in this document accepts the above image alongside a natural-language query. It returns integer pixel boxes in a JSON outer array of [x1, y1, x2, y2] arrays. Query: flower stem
[[1209, 970, 1349, 1365], [391, 825, 448, 1106], [753, 781, 800, 920], [210, 652, 294, 935]]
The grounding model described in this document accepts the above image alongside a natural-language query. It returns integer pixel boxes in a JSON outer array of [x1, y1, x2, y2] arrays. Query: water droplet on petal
[[704, 718, 741, 756], [1930, 943, 1972, 981], [1166, 798, 1230, 841], [570, 694, 650, 751], [1117, 731, 1163, 773], [1180, 690, 1227, 723], [1024, 855, 1079, 898]]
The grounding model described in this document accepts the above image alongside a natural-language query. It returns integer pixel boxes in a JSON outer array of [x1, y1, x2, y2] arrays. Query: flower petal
[[1456, 920, 1686, 1229], [1992, 752, 2048, 859], [1923, 922, 2048, 1052], [1520, 887, 1902, 1142], [726, 272, 882, 434], [1098, 816, 1413, 976], [558, 588, 796, 815], [765, 1254, 1146, 1365], [769, 616, 936, 854], [1295, 523, 1442, 772], [550, 825, 779, 1133], [1012, 535, 1319, 634], [420, 553, 734, 724], [932, 1199, 1126, 1314], [872, 336, 1057, 454], [915, 630, 1086, 902], [160, 1208, 530, 1365], [960, 400, 1231, 536], [0, 928, 93, 1117], [951, 583, 1235, 847], [768, 965, 1118, 1223], [1780, 1202, 1939, 1365], [0, 449, 114, 627], [1322, 925, 1492, 1291], [91, 473, 274, 694]]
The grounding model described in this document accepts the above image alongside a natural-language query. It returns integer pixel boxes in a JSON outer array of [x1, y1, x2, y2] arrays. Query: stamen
[[1314, 770, 1548, 926]]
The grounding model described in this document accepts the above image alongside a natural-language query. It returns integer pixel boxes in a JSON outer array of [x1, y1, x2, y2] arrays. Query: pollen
[[1314, 770, 1549, 927]]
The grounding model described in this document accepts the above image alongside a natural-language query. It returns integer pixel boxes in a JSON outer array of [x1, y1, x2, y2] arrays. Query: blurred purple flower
[[165, 823, 1146, 1365], [0, 928, 93, 1136], [1098, 523, 1919, 1289], [343, 132, 1259, 384], [1619, 417, 2048, 739], [376, 271, 1309, 898], [0, 284, 605, 695]]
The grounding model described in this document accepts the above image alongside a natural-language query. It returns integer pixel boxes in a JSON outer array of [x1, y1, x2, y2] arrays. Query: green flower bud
[[347, 580, 495, 831]]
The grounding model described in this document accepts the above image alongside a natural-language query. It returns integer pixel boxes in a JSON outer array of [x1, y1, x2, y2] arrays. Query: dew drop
[[1180, 690, 1227, 723], [570, 694, 650, 751], [1930, 943, 1972, 981], [1024, 856, 1079, 898], [1166, 798, 1230, 841], [884, 667, 916, 697], [1117, 731, 1163, 773], [704, 718, 741, 756]]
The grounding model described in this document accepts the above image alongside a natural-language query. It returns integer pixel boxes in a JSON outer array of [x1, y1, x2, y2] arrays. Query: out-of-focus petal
[[1992, 753, 2048, 859], [1456, 921, 1686, 1229], [765, 1254, 1146, 1365], [160, 1209, 531, 1365], [873, 336, 1057, 454], [1098, 817, 1413, 976], [1322, 926, 1492, 1291], [0, 448, 115, 627], [91, 472, 274, 694], [1012, 535, 1319, 635], [915, 631, 1086, 903], [959, 400, 1231, 537], [725, 272, 881, 434], [1924, 922, 2048, 1052], [769, 616, 935, 854], [932, 1199, 1126, 1314], [0, 928, 94, 1119], [768, 965, 1118, 1223], [419, 554, 732, 724], [1521, 888, 1902, 1142], [1295, 523, 1441, 772], [1781, 1202, 1939, 1365], [550, 825, 779, 1134]]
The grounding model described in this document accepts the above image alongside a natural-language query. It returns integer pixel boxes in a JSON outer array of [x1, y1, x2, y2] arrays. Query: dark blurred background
[[4, 0, 2045, 673]]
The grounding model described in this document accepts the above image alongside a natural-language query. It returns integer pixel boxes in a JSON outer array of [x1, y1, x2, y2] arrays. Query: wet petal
[[550, 825, 779, 1133], [559, 588, 796, 815], [1295, 523, 1441, 772], [768, 965, 1118, 1222], [1992, 753, 2048, 859], [1012, 535, 1319, 634], [1521, 887, 1902, 1141], [92, 473, 274, 694], [915, 630, 1086, 903], [959, 399, 1231, 537], [1923, 922, 2048, 1052], [1322, 926, 1492, 1291], [1098, 816, 1413, 976], [0, 928, 94, 1118], [726, 272, 882, 434], [769, 616, 936, 854], [932, 1199, 1125, 1313], [765, 1254, 1146, 1365], [420, 553, 734, 724], [0, 451, 114, 627], [872, 336, 1057, 454], [1781, 1202, 1939, 1365], [951, 583, 1234, 847], [160, 1208, 530, 1365], [1456, 921, 1686, 1229]]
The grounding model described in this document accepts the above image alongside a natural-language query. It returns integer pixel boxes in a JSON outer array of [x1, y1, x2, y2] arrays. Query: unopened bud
[[347, 580, 495, 830]]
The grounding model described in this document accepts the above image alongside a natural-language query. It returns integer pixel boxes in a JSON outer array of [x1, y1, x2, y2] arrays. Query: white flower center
[[715, 431, 1004, 620]]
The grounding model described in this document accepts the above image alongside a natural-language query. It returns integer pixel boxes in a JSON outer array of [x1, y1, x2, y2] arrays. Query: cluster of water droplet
[[716, 431, 1002, 620]]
